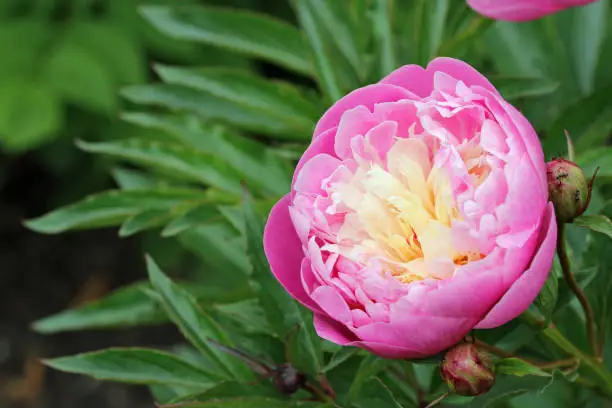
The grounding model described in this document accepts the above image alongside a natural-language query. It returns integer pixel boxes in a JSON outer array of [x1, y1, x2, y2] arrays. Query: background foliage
[[12, 0, 612, 407]]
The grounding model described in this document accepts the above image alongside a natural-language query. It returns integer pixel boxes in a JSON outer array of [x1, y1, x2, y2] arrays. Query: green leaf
[[496, 358, 551, 378], [77, 139, 243, 194], [25, 189, 205, 234], [563, 0, 609, 95], [66, 21, 145, 86], [161, 205, 220, 237], [242, 190, 301, 336], [122, 84, 311, 141], [179, 224, 251, 276], [214, 299, 272, 335], [167, 380, 280, 404], [32, 283, 165, 334], [139, 5, 312, 75], [372, 0, 397, 76], [348, 355, 394, 402], [119, 209, 175, 237], [533, 258, 559, 323], [155, 66, 319, 139], [291, 0, 344, 102], [305, 0, 364, 80], [0, 79, 62, 152], [121, 112, 291, 195], [353, 377, 404, 408], [43, 38, 117, 114], [157, 398, 324, 408], [574, 215, 612, 240], [491, 77, 560, 101], [45, 348, 223, 388], [545, 84, 612, 157], [323, 347, 360, 373], [146, 256, 252, 381], [111, 167, 159, 190]]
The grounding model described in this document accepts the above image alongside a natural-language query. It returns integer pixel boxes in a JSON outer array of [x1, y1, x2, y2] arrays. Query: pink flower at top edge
[[467, 0, 599, 22]]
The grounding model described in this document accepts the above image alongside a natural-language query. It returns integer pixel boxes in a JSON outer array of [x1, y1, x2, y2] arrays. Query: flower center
[[324, 135, 489, 283]]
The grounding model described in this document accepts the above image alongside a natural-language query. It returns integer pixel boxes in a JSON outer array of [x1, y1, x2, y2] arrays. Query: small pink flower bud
[[547, 158, 590, 222], [440, 343, 495, 396]]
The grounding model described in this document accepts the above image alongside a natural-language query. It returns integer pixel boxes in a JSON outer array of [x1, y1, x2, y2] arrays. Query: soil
[[0, 154, 179, 408]]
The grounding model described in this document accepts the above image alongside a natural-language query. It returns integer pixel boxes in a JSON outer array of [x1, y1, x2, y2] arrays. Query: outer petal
[[467, 0, 597, 21], [476, 203, 557, 328], [427, 57, 500, 96], [313, 84, 414, 138], [292, 127, 337, 195], [263, 195, 318, 310]]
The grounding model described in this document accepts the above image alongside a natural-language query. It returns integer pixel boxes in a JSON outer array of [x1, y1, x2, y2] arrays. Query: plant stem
[[425, 391, 450, 408], [475, 340, 514, 359], [536, 358, 578, 370], [522, 311, 612, 397], [557, 222, 598, 356]]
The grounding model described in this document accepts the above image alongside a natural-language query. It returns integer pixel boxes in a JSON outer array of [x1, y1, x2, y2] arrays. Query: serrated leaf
[[496, 358, 551, 378], [140, 5, 312, 75], [574, 215, 612, 240], [146, 256, 252, 381], [122, 84, 311, 141], [77, 139, 243, 194], [25, 189, 205, 234], [45, 348, 224, 388], [155, 66, 321, 134], [120, 112, 291, 195]]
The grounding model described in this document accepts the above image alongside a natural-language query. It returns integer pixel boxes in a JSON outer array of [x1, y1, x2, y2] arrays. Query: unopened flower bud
[[273, 363, 306, 395], [547, 158, 590, 222], [440, 343, 495, 396]]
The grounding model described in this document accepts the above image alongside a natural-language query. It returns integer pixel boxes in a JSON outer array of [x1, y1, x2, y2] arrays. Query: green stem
[[557, 222, 599, 356], [522, 311, 612, 396]]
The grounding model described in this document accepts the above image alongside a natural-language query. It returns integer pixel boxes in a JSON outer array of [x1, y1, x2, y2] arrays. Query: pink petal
[[264, 195, 318, 310], [313, 84, 414, 138], [292, 127, 337, 195], [427, 57, 500, 96], [380, 65, 434, 97], [476, 203, 557, 328], [293, 154, 341, 195], [467, 0, 596, 21]]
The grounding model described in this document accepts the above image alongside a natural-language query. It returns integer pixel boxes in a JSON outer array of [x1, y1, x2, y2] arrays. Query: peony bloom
[[467, 0, 599, 21], [264, 58, 557, 359]]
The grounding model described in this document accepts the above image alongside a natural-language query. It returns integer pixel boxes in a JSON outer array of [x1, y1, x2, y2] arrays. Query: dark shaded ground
[[0, 155, 179, 408]]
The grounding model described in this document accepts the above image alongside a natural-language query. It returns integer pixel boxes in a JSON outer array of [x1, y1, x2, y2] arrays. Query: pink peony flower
[[264, 58, 557, 359], [467, 0, 599, 21]]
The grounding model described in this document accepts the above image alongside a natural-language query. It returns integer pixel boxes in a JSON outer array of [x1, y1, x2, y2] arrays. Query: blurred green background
[[2, 0, 612, 407]]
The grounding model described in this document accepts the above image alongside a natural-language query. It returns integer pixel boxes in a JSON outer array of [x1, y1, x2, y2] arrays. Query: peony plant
[[22, 0, 612, 407]]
